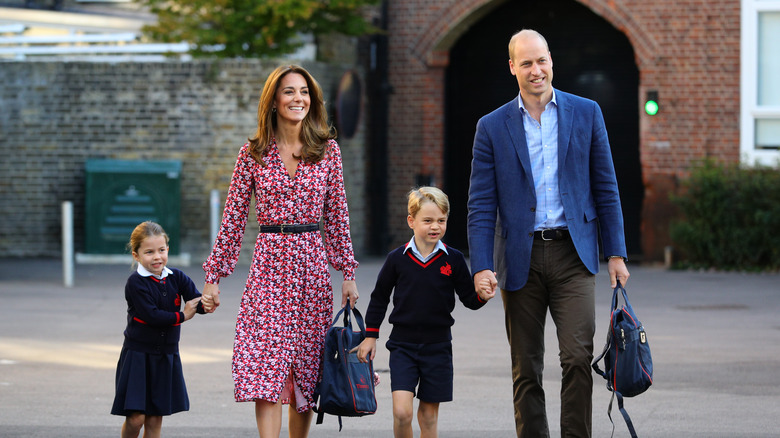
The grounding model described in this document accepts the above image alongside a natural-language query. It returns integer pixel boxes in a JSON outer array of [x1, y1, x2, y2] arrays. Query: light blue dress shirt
[[404, 236, 448, 263], [518, 90, 567, 230]]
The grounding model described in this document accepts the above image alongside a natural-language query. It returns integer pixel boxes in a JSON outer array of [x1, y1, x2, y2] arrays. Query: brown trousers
[[501, 237, 596, 438]]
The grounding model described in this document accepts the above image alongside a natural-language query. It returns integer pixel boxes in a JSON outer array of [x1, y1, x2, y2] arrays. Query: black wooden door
[[445, 0, 643, 257]]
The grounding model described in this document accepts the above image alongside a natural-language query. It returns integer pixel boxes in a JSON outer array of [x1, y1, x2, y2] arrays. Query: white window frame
[[741, 0, 780, 166]]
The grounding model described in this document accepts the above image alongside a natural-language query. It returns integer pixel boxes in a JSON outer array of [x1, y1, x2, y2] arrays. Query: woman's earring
[[272, 107, 276, 112]]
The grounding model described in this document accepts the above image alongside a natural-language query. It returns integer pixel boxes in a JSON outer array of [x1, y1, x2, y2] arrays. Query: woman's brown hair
[[248, 64, 336, 165]]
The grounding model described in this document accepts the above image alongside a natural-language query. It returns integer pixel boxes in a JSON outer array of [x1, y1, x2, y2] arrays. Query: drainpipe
[[366, 0, 392, 254]]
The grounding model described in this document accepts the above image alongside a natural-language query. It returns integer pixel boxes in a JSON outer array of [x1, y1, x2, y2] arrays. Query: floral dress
[[203, 139, 358, 411]]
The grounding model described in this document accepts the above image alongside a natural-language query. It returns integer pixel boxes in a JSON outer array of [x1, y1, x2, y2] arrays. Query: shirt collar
[[403, 236, 448, 258], [518, 88, 557, 112], [136, 264, 172, 280]]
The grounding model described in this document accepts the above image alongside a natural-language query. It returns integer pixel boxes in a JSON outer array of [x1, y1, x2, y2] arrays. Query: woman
[[201, 64, 359, 438]]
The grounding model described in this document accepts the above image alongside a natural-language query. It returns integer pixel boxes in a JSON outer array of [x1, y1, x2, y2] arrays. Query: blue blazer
[[467, 90, 627, 291]]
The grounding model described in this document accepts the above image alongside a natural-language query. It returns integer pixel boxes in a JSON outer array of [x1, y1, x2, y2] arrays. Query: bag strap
[[595, 281, 634, 377], [591, 335, 610, 379], [329, 298, 367, 336], [351, 303, 367, 335], [592, 284, 620, 379], [611, 281, 630, 308], [315, 408, 342, 431], [331, 302, 348, 326], [607, 390, 638, 438]]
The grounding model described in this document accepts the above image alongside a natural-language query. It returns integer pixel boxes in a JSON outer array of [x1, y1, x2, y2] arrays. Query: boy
[[356, 186, 495, 438]]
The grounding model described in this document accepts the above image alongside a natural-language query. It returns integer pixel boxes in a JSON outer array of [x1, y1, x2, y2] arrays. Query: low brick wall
[[0, 59, 369, 263]]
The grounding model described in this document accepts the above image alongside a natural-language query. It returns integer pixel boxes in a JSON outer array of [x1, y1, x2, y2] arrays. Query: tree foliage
[[140, 0, 379, 58]]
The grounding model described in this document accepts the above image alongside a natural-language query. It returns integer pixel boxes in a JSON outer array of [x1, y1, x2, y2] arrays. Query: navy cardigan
[[122, 268, 204, 354]]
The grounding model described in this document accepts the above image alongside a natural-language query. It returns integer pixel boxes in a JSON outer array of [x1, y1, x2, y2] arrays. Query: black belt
[[259, 223, 319, 234], [534, 228, 570, 241]]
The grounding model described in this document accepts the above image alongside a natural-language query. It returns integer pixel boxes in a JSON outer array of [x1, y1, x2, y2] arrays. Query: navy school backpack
[[592, 282, 653, 438], [313, 299, 377, 431]]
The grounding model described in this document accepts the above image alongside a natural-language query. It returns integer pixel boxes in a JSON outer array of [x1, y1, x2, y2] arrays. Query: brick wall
[[384, 0, 741, 260], [0, 60, 369, 262], [0, 0, 745, 263]]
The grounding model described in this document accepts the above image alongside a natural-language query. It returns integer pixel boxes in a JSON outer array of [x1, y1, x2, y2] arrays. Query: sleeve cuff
[[342, 267, 356, 281], [204, 271, 221, 284]]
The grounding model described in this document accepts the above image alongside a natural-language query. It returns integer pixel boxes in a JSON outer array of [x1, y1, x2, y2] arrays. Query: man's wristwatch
[[607, 255, 627, 262]]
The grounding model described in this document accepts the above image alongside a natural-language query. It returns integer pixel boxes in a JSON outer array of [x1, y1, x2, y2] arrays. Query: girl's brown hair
[[248, 64, 336, 165], [127, 221, 169, 255]]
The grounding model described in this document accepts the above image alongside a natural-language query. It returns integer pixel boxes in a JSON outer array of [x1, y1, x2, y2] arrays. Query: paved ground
[[1, 257, 779, 437]]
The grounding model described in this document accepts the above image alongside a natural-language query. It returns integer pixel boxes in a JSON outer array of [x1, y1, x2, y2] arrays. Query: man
[[467, 29, 630, 437]]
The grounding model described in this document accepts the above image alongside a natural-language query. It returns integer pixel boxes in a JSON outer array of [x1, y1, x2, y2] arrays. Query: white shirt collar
[[403, 236, 448, 260], [136, 264, 173, 280]]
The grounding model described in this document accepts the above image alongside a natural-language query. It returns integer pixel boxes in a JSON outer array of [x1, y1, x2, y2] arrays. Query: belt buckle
[[541, 229, 553, 241], [280, 224, 291, 235]]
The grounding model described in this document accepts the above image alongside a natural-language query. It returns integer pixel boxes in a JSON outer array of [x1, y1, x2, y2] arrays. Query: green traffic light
[[645, 100, 659, 116]]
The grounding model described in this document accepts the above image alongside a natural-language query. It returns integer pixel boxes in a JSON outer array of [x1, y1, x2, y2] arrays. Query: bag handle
[[329, 298, 367, 336], [594, 281, 630, 380], [611, 280, 632, 311]]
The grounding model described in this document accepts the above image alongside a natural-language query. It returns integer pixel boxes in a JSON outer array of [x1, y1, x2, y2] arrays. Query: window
[[741, 1, 780, 165]]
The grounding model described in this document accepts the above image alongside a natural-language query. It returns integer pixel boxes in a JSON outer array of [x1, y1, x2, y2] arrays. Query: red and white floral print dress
[[203, 139, 358, 412]]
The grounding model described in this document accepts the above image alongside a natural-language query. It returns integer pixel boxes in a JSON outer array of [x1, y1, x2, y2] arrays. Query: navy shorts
[[386, 339, 453, 403]]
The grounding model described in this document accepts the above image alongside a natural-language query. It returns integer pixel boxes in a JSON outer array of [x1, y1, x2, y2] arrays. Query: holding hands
[[475, 270, 498, 301], [183, 296, 202, 321], [201, 283, 220, 313]]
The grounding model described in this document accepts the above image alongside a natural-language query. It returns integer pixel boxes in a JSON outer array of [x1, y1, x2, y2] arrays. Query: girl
[[111, 221, 204, 438]]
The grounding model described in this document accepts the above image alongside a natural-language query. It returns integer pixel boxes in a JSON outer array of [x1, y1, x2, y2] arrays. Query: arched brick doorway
[[442, 0, 643, 258]]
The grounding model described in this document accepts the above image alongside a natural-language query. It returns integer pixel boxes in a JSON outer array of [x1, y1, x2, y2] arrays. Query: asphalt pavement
[[1, 257, 779, 437]]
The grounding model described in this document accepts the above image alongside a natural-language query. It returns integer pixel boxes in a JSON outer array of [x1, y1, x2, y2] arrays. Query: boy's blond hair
[[407, 186, 450, 218]]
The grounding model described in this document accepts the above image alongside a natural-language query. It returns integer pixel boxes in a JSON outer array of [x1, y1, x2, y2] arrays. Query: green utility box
[[85, 159, 181, 255]]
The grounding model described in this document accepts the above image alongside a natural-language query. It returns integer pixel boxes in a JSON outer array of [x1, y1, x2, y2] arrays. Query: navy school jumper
[[364, 244, 486, 345]]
